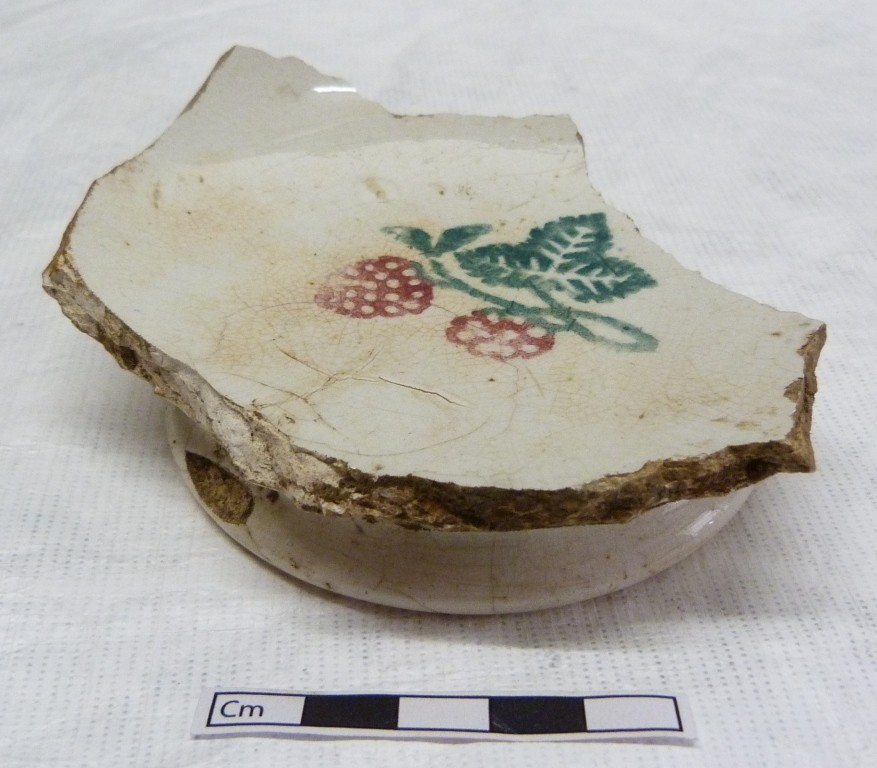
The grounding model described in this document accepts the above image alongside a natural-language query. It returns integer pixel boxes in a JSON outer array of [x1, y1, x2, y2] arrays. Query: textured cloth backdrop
[[1, 1, 874, 766]]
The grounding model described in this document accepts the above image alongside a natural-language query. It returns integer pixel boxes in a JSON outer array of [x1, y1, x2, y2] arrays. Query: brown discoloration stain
[[41, 228, 829, 531], [40, 48, 828, 534], [179, 48, 236, 116], [776, 323, 826, 474], [298, 323, 825, 532], [364, 177, 387, 200], [784, 378, 803, 402], [117, 345, 139, 371], [185, 451, 254, 525]]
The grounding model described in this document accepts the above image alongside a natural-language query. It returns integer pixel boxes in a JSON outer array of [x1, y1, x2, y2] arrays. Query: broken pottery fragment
[[44, 48, 824, 612]]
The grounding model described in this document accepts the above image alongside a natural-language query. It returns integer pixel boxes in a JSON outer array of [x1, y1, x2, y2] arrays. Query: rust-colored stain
[[185, 451, 253, 525]]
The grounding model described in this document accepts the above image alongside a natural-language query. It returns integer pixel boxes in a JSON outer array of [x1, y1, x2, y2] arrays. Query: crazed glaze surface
[[43, 47, 824, 530]]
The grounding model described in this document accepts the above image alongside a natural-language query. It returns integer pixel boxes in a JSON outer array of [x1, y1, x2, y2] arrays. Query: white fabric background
[[2, 1, 875, 765]]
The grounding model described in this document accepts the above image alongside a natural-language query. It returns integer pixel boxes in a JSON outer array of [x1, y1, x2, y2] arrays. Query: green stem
[[527, 283, 657, 351], [424, 257, 550, 320], [426, 258, 657, 351]]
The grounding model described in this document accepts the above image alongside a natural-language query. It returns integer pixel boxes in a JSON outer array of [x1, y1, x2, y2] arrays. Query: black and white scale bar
[[193, 689, 694, 742]]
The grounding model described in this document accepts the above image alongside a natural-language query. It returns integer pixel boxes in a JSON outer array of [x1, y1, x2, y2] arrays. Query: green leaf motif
[[433, 224, 493, 255], [379, 214, 658, 351], [383, 224, 493, 256], [381, 226, 433, 254], [455, 243, 562, 293], [454, 214, 656, 304]]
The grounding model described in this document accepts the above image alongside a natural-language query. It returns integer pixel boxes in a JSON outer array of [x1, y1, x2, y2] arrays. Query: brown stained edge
[[178, 47, 237, 116], [185, 451, 254, 525], [42, 49, 249, 362], [42, 242, 827, 532], [42, 47, 238, 286], [42, 48, 828, 533]]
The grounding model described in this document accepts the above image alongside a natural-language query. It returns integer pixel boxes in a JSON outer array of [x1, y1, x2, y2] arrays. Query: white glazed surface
[[65, 48, 820, 496], [168, 407, 751, 613]]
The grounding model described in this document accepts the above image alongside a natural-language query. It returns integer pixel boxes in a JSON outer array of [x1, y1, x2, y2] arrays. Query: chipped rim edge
[[41, 47, 826, 532]]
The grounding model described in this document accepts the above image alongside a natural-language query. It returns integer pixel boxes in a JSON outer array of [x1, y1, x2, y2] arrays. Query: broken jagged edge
[[43, 47, 825, 531]]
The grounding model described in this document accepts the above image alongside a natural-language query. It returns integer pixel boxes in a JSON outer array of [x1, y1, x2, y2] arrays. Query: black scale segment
[[300, 694, 399, 730], [489, 696, 586, 734]]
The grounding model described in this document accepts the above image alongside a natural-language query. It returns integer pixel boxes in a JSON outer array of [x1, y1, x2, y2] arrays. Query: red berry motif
[[446, 311, 555, 360], [315, 256, 434, 318]]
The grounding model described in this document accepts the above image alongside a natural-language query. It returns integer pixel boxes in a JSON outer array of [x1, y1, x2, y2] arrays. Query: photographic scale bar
[[193, 689, 694, 742]]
